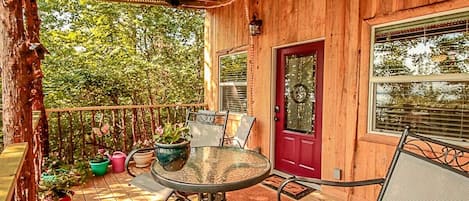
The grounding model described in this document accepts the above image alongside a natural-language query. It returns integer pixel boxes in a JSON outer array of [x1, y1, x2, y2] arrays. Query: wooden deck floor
[[71, 169, 340, 201]]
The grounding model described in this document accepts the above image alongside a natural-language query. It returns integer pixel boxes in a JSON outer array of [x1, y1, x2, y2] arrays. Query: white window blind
[[219, 52, 247, 113], [370, 11, 469, 142]]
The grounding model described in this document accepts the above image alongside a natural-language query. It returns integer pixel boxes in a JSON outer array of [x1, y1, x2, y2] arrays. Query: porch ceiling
[[101, 0, 236, 8]]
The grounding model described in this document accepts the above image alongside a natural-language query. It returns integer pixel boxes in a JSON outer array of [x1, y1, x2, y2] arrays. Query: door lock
[[274, 105, 280, 113]]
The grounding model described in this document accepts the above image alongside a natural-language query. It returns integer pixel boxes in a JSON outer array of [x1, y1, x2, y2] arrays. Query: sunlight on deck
[[72, 170, 340, 201]]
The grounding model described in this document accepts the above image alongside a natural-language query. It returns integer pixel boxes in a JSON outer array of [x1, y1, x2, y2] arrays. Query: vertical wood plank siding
[[205, 0, 468, 200], [45, 104, 207, 164]]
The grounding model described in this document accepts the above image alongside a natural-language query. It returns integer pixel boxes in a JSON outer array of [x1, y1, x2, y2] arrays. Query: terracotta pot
[[58, 195, 72, 201], [133, 150, 154, 168]]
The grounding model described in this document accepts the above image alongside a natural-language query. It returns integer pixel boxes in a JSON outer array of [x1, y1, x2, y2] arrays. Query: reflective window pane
[[373, 81, 469, 140], [371, 12, 469, 142], [220, 85, 247, 113], [219, 52, 247, 113], [373, 33, 469, 77]]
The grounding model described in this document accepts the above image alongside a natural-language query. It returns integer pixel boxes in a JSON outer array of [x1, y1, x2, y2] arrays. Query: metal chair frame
[[185, 110, 229, 147], [224, 115, 256, 148], [278, 126, 469, 200]]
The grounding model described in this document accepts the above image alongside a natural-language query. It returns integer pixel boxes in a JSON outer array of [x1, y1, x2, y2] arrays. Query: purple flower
[[156, 126, 163, 135]]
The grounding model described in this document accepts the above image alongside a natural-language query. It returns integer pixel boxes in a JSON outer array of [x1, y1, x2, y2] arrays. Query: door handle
[[274, 117, 279, 121]]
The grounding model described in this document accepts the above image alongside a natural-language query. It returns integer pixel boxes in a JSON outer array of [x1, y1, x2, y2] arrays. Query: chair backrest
[[195, 110, 216, 124], [186, 111, 229, 147], [377, 127, 469, 201], [233, 115, 256, 148]]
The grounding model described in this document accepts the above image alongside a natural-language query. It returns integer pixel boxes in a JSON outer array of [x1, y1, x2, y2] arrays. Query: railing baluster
[[140, 108, 148, 140], [122, 109, 127, 152], [112, 109, 118, 150], [157, 106, 162, 126], [132, 108, 138, 143], [57, 112, 62, 159], [166, 107, 171, 123], [68, 111, 74, 163], [150, 106, 156, 136], [79, 111, 86, 158], [91, 110, 96, 154], [98, 110, 104, 148]]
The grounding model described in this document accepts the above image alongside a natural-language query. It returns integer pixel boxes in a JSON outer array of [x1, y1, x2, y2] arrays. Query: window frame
[[218, 51, 248, 114], [367, 10, 469, 142]]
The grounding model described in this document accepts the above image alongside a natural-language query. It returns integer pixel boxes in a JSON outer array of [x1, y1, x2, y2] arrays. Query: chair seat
[[130, 172, 174, 200]]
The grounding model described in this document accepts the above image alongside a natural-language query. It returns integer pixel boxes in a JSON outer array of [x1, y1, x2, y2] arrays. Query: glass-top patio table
[[151, 146, 271, 201]]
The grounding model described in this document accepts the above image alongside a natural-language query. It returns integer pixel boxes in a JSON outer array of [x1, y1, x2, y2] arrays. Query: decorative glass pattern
[[284, 54, 316, 134]]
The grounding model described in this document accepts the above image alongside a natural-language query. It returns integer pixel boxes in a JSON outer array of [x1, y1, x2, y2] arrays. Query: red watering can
[[110, 151, 127, 173]]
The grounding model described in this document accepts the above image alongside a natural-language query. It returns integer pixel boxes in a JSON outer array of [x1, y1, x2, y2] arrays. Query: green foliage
[[39, 172, 75, 200], [132, 139, 155, 149], [154, 122, 190, 144], [39, 0, 205, 108], [40, 155, 91, 200], [89, 151, 109, 163]]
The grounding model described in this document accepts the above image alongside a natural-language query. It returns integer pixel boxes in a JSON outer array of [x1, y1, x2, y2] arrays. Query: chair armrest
[[223, 137, 242, 148], [277, 176, 385, 201], [125, 147, 154, 177]]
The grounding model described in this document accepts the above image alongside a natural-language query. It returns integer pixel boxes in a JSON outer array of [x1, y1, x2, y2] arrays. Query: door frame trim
[[269, 37, 326, 173]]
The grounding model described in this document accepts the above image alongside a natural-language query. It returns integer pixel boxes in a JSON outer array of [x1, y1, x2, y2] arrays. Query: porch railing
[[0, 143, 29, 201], [45, 103, 207, 163]]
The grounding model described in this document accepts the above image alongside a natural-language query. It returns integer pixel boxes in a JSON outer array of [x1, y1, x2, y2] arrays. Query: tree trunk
[[1, 0, 45, 200], [24, 0, 48, 198], [1, 0, 32, 145]]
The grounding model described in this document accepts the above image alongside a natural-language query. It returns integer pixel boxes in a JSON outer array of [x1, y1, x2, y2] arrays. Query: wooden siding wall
[[205, 0, 326, 156], [354, 0, 469, 200], [205, 0, 468, 200]]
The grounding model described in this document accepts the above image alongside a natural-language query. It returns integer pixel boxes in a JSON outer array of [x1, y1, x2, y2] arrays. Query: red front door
[[274, 41, 323, 178]]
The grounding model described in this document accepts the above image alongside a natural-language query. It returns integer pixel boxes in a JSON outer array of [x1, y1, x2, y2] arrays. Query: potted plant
[[132, 139, 155, 168], [153, 123, 191, 171], [89, 149, 110, 176], [41, 153, 91, 186], [39, 169, 75, 201]]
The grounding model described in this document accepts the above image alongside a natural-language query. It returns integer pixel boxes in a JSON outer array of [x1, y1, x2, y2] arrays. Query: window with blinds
[[219, 52, 247, 113], [370, 11, 469, 142]]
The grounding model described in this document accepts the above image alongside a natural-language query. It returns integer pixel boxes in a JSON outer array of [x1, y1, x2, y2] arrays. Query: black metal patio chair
[[277, 126, 469, 201], [223, 115, 255, 148]]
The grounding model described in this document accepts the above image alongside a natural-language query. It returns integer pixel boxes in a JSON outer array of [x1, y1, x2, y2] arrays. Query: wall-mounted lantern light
[[249, 15, 262, 36]]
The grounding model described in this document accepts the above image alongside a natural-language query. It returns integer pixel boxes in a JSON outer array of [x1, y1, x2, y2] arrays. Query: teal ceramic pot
[[89, 159, 110, 176], [155, 141, 190, 171]]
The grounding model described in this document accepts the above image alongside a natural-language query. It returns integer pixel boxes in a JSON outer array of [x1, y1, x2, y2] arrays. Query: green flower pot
[[155, 141, 190, 171], [90, 159, 110, 176]]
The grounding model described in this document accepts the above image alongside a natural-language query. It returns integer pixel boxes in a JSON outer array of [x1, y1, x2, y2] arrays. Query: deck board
[[73, 168, 340, 201]]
